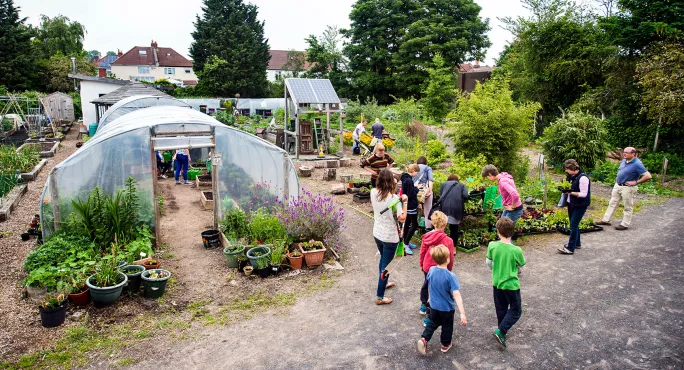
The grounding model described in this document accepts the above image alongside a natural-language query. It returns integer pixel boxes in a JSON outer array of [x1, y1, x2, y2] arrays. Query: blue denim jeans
[[502, 207, 523, 225], [567, 205, 588, 252], [175, 154, 189, 182], [352, 139, 360, 152], [374, 237, 398, 299]]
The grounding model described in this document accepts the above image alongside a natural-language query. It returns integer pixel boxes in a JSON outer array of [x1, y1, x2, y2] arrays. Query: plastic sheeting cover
[[97, 95, 191, 132], [42, 106, 300, 238]]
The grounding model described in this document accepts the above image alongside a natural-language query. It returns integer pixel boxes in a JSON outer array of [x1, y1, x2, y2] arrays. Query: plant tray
[[353, 193, 370, 203], [557, 225, 604, 235], [200, 191, 214, 210], [457, 245, 481, 253], [195, 174, 212, 188], [520, 229, 557, 236]]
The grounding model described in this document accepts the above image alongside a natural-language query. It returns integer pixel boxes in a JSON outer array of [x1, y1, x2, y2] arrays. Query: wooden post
[[543, 176, 548, 210], [662, 157, 668, 187], [339, 108, 344, 157], [150, 128, 160, 244], [211, 131, 220, 230], [653, 115, 661, 153]]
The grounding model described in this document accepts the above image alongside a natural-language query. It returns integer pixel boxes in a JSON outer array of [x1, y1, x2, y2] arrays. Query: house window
[[164, 68, 176, 75], [185, 68, 191, 73], [131, 76, 154, 82], [239, 109, 250, 116], [106, 70, 113, 77], [255, 109, 272, 117], [139, 50, 147, 55], [138, 66, 150, 74]]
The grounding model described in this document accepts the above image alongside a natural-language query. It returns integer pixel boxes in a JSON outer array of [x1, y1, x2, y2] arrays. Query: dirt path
[[129, 187, 683, 368]]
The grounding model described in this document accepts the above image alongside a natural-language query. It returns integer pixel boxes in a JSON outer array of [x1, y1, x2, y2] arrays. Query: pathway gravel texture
[[129, 188, 684, 369]]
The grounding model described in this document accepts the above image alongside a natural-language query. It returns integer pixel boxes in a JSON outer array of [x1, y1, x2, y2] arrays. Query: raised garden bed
[[20, 159, 47, 181], [0, 128, 17, 139], [195, 174, 212, 188], [200, 191, 214, 210], [557, 225, 604, 235], [0, 184, 28, 222], [24, 137, 63, 144], [17, 142, 59, 158], [353, 193, 370, 203]]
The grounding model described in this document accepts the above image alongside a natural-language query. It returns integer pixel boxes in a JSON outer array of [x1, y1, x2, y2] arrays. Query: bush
[[640, 152, 684, 176], [343, 98, 384, 124], [540, 111, 610, 170], [449, 154, 489, 191], [590, 161, 618, 184], [277, 190, 345, 249], [425, 139, 447, 168], [448, 78, 540, 173]]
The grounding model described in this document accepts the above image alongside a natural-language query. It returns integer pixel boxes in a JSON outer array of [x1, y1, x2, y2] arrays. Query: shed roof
[[90, 83, 171, 105], [68, 74, 130, 85]]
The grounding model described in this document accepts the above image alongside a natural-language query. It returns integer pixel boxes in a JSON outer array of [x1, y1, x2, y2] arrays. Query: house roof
[[68, 74, 131, 85], [268, 50, 311, 71], [90, 82, 172, 105], [98, 55, 118, 68], [112, 46, 193, 67]]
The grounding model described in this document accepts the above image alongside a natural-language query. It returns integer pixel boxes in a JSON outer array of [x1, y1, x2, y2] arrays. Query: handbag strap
[[434, 182, 457, 208], [414, 170, 426, 187]]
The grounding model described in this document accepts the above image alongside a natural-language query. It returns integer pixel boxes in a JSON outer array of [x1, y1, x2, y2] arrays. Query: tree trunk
[[653, 115, 661, 152]]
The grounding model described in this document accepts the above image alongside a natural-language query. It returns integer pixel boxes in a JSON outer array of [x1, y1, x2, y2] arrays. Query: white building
[[267, 50, 311, 82], [68, 74, 130, 125], [110, 41, 198, 87]]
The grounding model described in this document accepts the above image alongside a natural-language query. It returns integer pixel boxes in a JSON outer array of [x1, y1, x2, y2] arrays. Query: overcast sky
[[15, 0, 539, 65]]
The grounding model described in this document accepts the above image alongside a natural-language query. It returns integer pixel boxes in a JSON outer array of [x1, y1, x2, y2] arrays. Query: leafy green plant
[[300, 240, 325, 251], [219, 207, 250, 240], [0, 144, 40, 173], [91, 244, 123, 288], [23, 233, 98, 273], [122, 232, 154, 264], [248, 210, 286, 245], [540, 111, 610, 170], [270, 243, 285, 265], [39, 291, 67, 309]]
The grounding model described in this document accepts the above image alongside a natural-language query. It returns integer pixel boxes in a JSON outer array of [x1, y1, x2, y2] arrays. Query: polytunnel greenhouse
[[96, 95, 192, 132], [40, 104, 300, 239]]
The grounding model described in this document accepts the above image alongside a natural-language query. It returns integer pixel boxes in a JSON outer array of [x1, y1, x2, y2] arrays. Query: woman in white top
[[371, 169, 408, 305], [173, 148, 192, 185]]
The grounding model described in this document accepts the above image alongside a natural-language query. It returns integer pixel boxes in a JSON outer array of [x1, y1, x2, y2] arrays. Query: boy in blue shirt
[[417, 245, 468, 355]]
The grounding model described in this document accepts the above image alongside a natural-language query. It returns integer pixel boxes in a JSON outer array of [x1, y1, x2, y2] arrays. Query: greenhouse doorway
[[151, 132, 218, 243]]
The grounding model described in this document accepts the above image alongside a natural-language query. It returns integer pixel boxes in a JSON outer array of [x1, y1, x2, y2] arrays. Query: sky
[[15, 0, 537, 66]]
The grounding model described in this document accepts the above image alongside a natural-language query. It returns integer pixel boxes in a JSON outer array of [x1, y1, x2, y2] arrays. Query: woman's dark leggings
[[449, 223, 460, 246], [403, 213, 418, 245]]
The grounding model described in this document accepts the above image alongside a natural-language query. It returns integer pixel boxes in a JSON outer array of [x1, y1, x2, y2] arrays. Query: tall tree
[[395, 0, 491, 98], [45, 54, 97, 92], [0, 0, 35, 91], [282, 50, 306, 77], [421, 54, 457, 122], [106, 51, 117, 56], [87, 50, 101, 60], [190, 0, 270, 97], [305, 25, 349, 96], [34, 15, 87, 59]]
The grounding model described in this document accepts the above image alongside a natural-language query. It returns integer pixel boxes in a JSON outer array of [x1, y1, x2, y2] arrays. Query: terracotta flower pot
[[68, 288, 90, 306], [143, 260, 161, 270], [287, 253, 303, 270]]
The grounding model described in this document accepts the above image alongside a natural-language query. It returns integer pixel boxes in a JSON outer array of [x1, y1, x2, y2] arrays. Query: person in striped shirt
[[360, 143, 394, 187]]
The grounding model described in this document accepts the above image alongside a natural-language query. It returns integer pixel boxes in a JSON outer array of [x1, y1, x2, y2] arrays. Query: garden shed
[[40, 106, 300, 240], [39, 92, 75, 124], [96, 95, 192, 132]]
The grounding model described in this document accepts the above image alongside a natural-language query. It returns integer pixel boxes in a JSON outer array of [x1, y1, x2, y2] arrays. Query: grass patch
[[161, 251, 176, 260], [112, 357, 137, 368]]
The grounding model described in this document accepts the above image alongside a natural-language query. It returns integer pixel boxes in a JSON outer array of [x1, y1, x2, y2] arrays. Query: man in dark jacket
[[439, 174, 470, 246], [401, 165, 420, 255]]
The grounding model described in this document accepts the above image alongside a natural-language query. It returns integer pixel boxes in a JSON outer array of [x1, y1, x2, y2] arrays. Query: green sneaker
[[494, 328, 507, 348]]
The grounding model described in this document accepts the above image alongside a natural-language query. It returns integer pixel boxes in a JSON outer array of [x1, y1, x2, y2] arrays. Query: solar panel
[[286, 78, 340, 104]]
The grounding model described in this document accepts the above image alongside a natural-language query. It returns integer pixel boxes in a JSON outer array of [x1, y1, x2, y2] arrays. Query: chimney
[[117, 49, 123, 57], [474, 60, 480, 68], [93, 55, 99, 63], [151, 40, 158, 49]]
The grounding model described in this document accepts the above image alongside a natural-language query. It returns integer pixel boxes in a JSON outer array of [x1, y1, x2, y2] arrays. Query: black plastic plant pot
[[39, 301, 68, 328], [21, 232, 30, 241], [120, 265, 146, 294], [256, 267, 271, 278], [201, 229, 221, 249], [141, 269, 172, 299]]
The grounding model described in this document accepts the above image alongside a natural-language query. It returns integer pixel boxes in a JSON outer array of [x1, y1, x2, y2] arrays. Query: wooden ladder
[[313, 118, 326, 154]]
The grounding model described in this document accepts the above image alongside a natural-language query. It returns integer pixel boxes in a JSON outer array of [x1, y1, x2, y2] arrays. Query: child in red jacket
[[419, 211, 455, 326]]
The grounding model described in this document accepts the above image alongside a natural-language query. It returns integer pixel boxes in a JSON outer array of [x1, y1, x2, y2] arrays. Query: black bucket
[[201, 229, 221, 249]]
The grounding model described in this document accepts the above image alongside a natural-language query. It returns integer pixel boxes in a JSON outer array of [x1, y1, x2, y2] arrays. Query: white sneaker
[[183, 181, 193, 185], [160, 175, 168, 179]]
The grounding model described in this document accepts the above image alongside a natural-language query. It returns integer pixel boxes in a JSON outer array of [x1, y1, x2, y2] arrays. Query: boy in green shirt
[[486, 217, 526, 348]]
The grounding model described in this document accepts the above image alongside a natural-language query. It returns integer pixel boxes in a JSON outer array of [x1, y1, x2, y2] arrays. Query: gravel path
[[127, 168, 683, 369], [0, 129, 80, 359]]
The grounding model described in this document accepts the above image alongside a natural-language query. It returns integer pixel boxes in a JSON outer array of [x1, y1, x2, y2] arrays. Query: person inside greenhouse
[[481, 165, 523, 225], [414, 156, 435, 230], [371, 118, 384, 140], [360, 143, 394, 187], [156, 151, 170, 179], [371, 170, 408, 305], [173, 147, 192, 185], [557, 159, 591, 255], [352, 120, 367, 155]]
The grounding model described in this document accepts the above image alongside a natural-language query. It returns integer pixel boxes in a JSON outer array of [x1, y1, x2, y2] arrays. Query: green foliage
[[540, 111, 611, 169], [636, 40, 684, 128], [343, 97, 384, 124], [34, 15, 86, 59], [424, 139, 447, 168], [91, 245, 123, 288], [640, 152, 684, 176], [45, 54, 97, 92], [304, 26, 350, 96], [122, 229, 154, 264], [23, 233, 98, 274], [214, 110, 236, 126], [343, 0, 490, 103], [449, 153, 489, 190], [68, 91, 82, 120], [0, 171, 19, 200], [421, 54, 457, 123], [383, 98, 423, 125], [448, 78, 540, 173], [589, 160, 618, 184], [219, 207, 250, 240], [0, 0, 36, 91], [0, 144, 39, 173], [190, 0, 270, 97], [248, 210, 286, 245]]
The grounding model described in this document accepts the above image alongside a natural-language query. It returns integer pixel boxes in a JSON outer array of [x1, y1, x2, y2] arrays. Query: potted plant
[[68, 271, 90, 306], [86, 246, 128, 306], [38, 291, 68, 328], [120, 265, 146, 294], [223, 243, 246, 269], [143, 259, 161, 270], [287, 248, 303, 270], [298, 240, 326, 267], [243, 265, 253, 276], [270, 243, 285, 275], [140, 269, 172, 299], [246, 246, 271, 278]]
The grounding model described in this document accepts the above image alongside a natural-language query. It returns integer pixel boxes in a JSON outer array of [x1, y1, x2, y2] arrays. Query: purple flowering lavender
[[278, 189, 346, 248]]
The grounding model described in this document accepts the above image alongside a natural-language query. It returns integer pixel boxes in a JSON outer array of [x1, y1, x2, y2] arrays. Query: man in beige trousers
[[596, 147, 652, 230]]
